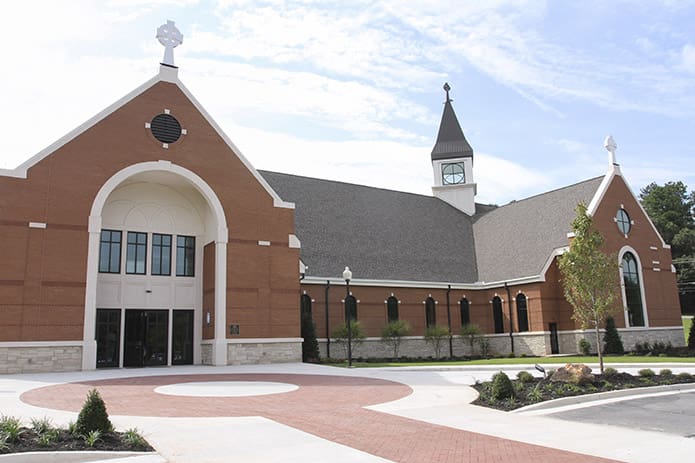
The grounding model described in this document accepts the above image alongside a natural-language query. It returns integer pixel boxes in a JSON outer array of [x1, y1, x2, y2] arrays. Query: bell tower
[[431, 83, 476, 215]]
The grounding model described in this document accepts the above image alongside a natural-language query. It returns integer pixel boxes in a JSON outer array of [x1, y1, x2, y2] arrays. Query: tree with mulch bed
[[473, 368, 695, 411], [0, 389, 153, 455]]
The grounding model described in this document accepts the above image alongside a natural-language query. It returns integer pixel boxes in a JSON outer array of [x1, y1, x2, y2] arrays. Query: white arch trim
[[618, 245, 650, 328], [82, 160, 229, 369]]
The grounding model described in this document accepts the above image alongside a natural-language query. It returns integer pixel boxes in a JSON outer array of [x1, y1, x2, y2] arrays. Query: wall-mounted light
[[205, 311, 211, 325]]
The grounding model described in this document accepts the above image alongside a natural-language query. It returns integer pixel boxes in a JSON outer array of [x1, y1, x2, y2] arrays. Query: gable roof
[[0, 65, 293, 210], [472, 177, 603, 283], [260, 171, 479, 283]]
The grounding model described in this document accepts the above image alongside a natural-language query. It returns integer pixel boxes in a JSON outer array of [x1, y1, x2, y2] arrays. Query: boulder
[[550, 363, 595, 385]]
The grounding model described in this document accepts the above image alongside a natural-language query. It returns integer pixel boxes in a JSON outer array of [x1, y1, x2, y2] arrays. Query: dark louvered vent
[[151, 114, 182, 143]]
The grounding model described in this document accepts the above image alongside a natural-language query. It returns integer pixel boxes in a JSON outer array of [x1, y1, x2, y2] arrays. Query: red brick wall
[[0, 80, 300, 342]]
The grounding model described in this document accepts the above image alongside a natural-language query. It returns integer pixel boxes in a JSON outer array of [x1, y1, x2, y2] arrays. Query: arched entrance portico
[[82, 161, 229, 370]]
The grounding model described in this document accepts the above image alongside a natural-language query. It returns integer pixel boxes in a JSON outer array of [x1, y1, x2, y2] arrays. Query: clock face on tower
[[442, 162, 465, 185]]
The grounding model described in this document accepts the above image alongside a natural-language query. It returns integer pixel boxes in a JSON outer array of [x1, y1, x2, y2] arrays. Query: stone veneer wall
[[0, 345, 82, 374], [559, 326, 685, 355], [200, 343, 213, 365], [227, 340, 302, 365]]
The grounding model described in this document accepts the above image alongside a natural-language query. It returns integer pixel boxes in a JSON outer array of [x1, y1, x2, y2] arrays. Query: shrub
[[638, 368, 655, 377], [527, 388, 543, 402], [300, 310, 320, 363], [31, 417, 53, 435], [677, 372, 693, 380], [491, 371, 514, 400], [68, 421, 78, 435], [603, 317, 624, 355], [83, 430, 102, 447], [516, 371, 535, 384], [602, 367, 618, 377], [381, 320, 411, 358], [0, 416, 23, 442], [634, 341, 650, 355], [478, 337, 491, 358], [688, 316, 695, 349], [37, 429, 59, 446], [75, 389, 113, 436], [0, 434, 8, 451], [424, 325, 450, 359], [123, 428, 148, 448], [578, 338, 591, 356]]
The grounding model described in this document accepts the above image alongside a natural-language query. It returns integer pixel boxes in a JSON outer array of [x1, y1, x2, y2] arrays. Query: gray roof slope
[[472, 177, 603, 283], [260, 171, 479, 282], [431, 99, 474, 161]]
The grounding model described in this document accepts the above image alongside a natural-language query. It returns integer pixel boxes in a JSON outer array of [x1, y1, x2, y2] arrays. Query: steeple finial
[[604, 134, 618, 166], [443, 82, 451, 103], [157, 20, 183, 67]]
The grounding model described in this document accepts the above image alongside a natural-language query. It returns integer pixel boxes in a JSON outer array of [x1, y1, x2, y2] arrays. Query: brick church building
[[0, 26, 684, 373]]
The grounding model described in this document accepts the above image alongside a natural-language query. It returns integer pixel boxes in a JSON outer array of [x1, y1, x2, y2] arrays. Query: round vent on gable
[[150, 113, 182, 143]]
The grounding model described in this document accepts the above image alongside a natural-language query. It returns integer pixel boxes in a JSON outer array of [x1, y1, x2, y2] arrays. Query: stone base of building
[[0, 343, 82, 374], [226, 338, 302, 365], [318, 326, 686, 360], [558, 326, 686, 354]]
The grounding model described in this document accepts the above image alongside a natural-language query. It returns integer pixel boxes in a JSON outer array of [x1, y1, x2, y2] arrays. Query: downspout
[[446, 284, 453, 358], [325, 280, 331, 359], [505, 282, 515, 355]]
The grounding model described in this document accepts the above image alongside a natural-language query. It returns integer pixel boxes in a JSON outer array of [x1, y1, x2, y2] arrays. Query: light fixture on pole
[[342, 266, 353, 367]]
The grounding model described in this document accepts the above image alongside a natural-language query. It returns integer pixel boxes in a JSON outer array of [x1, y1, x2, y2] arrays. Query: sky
[[1, 0, 694, 205]]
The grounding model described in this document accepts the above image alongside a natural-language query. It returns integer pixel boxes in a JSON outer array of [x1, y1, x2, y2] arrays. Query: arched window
[[425, 297, 436, 328], [460, 298, 470, 326], [622, 252, 645, 326], [300, 294, 312, 320], [516, 293, 529, 332], [345, 295, 358, 322], [492, 296, 504, 334], [387, 296, 399, 322]]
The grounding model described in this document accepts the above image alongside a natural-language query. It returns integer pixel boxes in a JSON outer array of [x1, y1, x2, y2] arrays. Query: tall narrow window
[[516, 293, 529, 332], [151, 233, 172, 276], [387, 296, 399, 322], [126, 231, 147, 275], [345, 295, 357, 321], [492, 296, 504, 334], [99, 230, 121, 273], [460, 298, 470, 326], [622, 252, 645, 326], [176, 235, 195, 277], [425, 297, 436, 328]]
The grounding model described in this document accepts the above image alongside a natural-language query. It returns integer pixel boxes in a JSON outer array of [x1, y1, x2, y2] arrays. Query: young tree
[[460, 323, 482, 356], [559, 202, 620, 373], [424, 325, 450, 359], [688, 316, 695, 350], [331, 320, 365, 360], [381, 320, 411, 359]]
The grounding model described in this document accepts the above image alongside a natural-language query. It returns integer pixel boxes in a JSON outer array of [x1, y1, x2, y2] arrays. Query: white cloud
[[681, 44, 695, 73]]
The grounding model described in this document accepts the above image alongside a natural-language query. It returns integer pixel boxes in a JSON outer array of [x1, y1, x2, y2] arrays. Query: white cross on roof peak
[[157, 20, 183, 67]]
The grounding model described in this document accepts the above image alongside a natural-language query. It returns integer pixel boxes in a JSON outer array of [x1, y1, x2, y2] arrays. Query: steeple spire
[[431, 83, 474, 161]]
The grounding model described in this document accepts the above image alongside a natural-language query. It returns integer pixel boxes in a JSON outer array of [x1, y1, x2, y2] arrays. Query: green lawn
[[326, 355, 695, 368], [685, 316, 693, 343]]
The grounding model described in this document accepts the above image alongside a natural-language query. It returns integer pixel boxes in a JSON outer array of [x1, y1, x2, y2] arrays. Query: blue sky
[[1, 0, 693, 204]]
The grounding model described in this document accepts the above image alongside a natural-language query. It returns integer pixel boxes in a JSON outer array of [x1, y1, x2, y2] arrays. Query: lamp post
[[342, 266, 353, 367]]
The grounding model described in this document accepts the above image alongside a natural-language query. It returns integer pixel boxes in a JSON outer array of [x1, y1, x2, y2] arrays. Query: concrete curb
[[513, 382, 695, 414], [375, 362, 695, 372], [0, 451, 165, 463]]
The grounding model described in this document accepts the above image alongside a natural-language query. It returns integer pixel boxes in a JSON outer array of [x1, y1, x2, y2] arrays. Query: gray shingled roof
[[431, 100, 474, 161], [472, 177, 603, 283], [260, 171, 479, 282]]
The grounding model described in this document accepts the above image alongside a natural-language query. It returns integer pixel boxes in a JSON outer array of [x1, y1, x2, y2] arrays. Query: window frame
[[386, 296, 399, 322], [98, 229, 122, 274], [460, 298, 470, 326], [126, 231, 148, 275], [151, 233, 172, 276], [176, 235, 196, 277], [516, 293, 529, 332]]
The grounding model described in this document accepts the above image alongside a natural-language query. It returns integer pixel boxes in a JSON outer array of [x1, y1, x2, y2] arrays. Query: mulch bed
[[0, 428, 154, 454], [472, 370, 695, 411]]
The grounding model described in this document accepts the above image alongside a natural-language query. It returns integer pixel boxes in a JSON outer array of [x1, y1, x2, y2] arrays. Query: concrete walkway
[[2, 362, 695, 462]]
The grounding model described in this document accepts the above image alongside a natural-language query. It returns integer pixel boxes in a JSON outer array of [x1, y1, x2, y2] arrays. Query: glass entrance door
[[124, 309, 169, 367], [96, 309, 121, 368], [172, 310, 194, 365]]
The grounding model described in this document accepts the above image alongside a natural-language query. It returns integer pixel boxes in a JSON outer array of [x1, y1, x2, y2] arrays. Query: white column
[[212, 241, 228, 365], [81, 223, 101, 370]]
